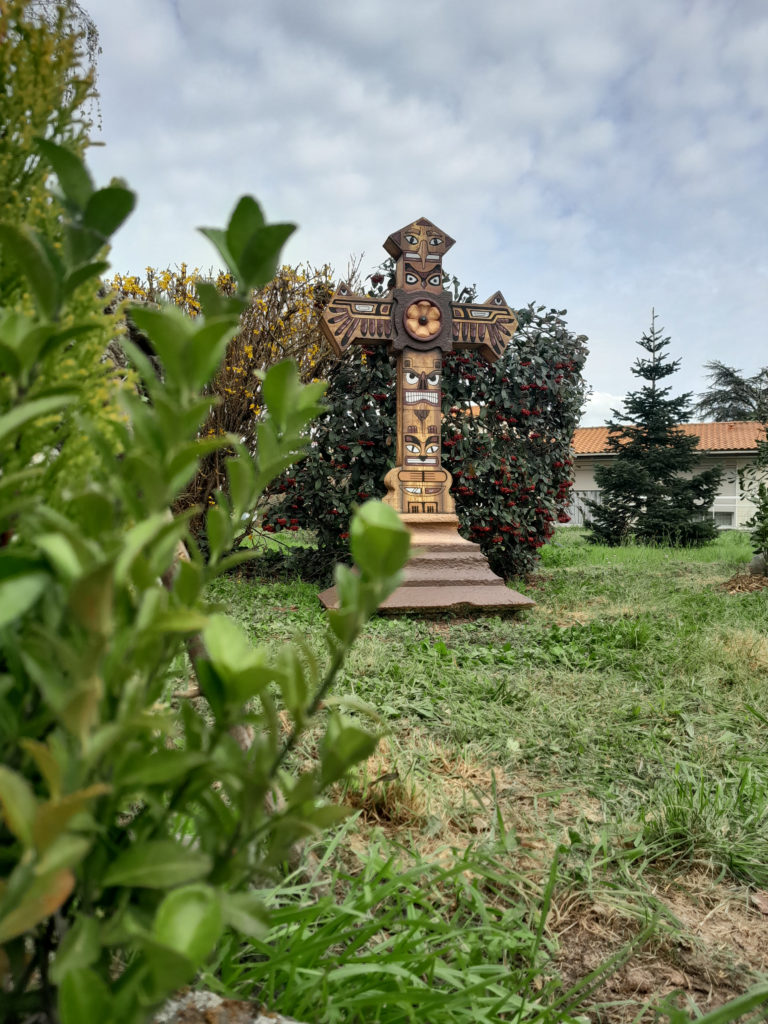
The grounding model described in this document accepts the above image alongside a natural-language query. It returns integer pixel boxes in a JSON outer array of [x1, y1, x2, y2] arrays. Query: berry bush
[[262, 303, 588, 579]]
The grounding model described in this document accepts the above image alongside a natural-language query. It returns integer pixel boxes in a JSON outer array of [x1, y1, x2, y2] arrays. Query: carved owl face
[[384, 218, 455, 293]]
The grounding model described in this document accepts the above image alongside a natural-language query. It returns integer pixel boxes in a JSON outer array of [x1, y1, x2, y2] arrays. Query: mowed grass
[[207, 529, 768, 1021]]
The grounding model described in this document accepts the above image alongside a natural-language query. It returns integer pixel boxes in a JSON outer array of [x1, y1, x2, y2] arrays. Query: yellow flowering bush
[[109, 262, 337, 541]]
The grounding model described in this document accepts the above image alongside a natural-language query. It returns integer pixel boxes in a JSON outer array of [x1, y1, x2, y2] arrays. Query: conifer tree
[[586, 311, 722, 546]]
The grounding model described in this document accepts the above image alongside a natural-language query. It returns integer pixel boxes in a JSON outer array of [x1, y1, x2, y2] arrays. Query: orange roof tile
[[573, 421, 765, 455]]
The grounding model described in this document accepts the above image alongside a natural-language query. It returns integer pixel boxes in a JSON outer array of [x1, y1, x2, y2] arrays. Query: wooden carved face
[[400, 221, 448, 294], [402, 350, 441, 414]]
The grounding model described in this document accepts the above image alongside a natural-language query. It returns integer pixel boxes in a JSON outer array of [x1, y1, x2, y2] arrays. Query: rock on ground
[[749, 553, 767, 576], [154, 990, 306, 1024]]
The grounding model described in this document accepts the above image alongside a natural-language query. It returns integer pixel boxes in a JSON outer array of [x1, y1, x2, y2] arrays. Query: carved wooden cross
[[320, 218, 518, 515]]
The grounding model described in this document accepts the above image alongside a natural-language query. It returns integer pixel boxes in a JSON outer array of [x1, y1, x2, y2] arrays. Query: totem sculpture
[[318, 218, 534, 613]]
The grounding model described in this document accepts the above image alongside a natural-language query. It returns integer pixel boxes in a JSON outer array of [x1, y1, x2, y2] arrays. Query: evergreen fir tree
[[586, 311, 722, 546]]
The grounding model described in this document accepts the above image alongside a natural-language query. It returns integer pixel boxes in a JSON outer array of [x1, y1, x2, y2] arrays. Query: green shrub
[[744, 482, 768, 562], [262, 304, 588, 580], [0, 144, 409, 1023], [0, 0, 128, 512]]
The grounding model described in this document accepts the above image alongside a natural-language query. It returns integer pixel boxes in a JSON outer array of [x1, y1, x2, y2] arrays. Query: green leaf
[[202, 614, 255, 677], [35, 533, 83, 581], [174, 558, 202, 606], [219, 890, 269, 939], [63, 224, 105, 267], [35, 138, 94, 210], [151, 608, 209, 633], [0, 392, 75, 446], [0, 869, 74, 943], [127, 306, 191, 385], [140, 935, 197, 1000], [0, 766, 37, 847], [0, 569, 49, 628], [83, 186, 136, 238], [350, 500, 410, 580], [62, 260, 111, 299], [32, 784, 110, 853], [116, 751, 208, 789], [320, 719, 379, 786], [69, 563, 114, 635], [188, 318, 240, 390], [34, 834, 92, 875], [198, 226, 234, 273], [58, 967, 112, 1024], [202, 614, 278, 704], [206, 501, 233, 563], [114, 511, 173, 583], [261, 359, 298, 429], [227, 455, 256, 518], [225, 196, 265, 264], [239, 222, 296, 290], [0, 341, 21, 375], [103, 840, 212, 889], [0, 223, 60, 319], [50, 915, 100, 984], [152, 884, 222, 965], [19, 739, 61, 800]]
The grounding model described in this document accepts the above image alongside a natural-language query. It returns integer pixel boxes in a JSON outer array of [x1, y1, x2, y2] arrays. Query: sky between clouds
[[82, 0, 768, 426]]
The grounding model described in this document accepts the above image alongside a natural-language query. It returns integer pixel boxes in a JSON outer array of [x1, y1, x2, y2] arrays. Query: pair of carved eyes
[[405, 272, 442, 287], [405, 234, 443, 247], [406, 443, 439, 455], [404, 371, 440, 387]]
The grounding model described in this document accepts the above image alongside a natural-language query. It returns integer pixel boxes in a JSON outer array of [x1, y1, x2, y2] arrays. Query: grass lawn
[[204, 529, 768, 1023]]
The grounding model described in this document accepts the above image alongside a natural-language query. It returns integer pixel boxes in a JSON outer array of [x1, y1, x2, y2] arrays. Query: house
[[568, 421, 766, 528]]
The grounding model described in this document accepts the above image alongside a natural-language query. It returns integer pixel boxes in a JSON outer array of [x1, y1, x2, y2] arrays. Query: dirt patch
[[717, 628, 768, 673], [550, 867, 768, 1022], [554, 906, 757, 1022], [653, 870, 768, 973]]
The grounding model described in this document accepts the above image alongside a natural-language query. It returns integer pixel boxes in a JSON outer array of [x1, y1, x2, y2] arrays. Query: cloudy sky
[[82, 0, 767, 426]]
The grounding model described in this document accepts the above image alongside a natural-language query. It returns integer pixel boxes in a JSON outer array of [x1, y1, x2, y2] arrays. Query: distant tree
[[586, 311, 722, 546], [695, 361, 768, 422]]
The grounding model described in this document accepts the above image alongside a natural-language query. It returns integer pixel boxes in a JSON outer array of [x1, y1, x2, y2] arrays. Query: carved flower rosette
[[404, 299, 442, 342]]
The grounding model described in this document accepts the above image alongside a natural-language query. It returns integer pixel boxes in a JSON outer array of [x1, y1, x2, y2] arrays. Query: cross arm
[[320, 283, 394, 357], [450, 291, 518, 364]]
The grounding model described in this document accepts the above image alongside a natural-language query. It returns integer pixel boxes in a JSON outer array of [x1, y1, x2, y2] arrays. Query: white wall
[[568, 453, 763, 528]]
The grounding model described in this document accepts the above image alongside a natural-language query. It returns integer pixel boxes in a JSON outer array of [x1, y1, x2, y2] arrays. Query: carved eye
[[426, 372, 440, 387], [405, 371, 419, 385], [429, 237, 442, 246], [428, 273, 441, 286], [405, 273, 418, 285], [405, 234, 418, 245], [426, 444, 439, 455], [406, 443, 420, 454]]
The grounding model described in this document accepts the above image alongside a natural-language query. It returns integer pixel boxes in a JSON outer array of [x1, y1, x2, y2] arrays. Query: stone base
[[318, 514, 535, 614]]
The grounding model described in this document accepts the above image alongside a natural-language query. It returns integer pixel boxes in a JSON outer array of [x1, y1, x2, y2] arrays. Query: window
[[714, 511, 733, 528]]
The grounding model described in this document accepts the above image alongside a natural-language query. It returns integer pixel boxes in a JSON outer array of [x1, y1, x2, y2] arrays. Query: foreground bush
[[0, 144, 409, 1023]]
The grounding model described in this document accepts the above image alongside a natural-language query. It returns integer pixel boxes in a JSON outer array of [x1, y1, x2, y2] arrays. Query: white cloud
[[581, 392, 625, 427], [80, 0, 768, 407]]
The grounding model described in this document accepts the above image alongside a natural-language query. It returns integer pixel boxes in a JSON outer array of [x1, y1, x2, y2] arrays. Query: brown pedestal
[[318, 514, 535, 614]]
